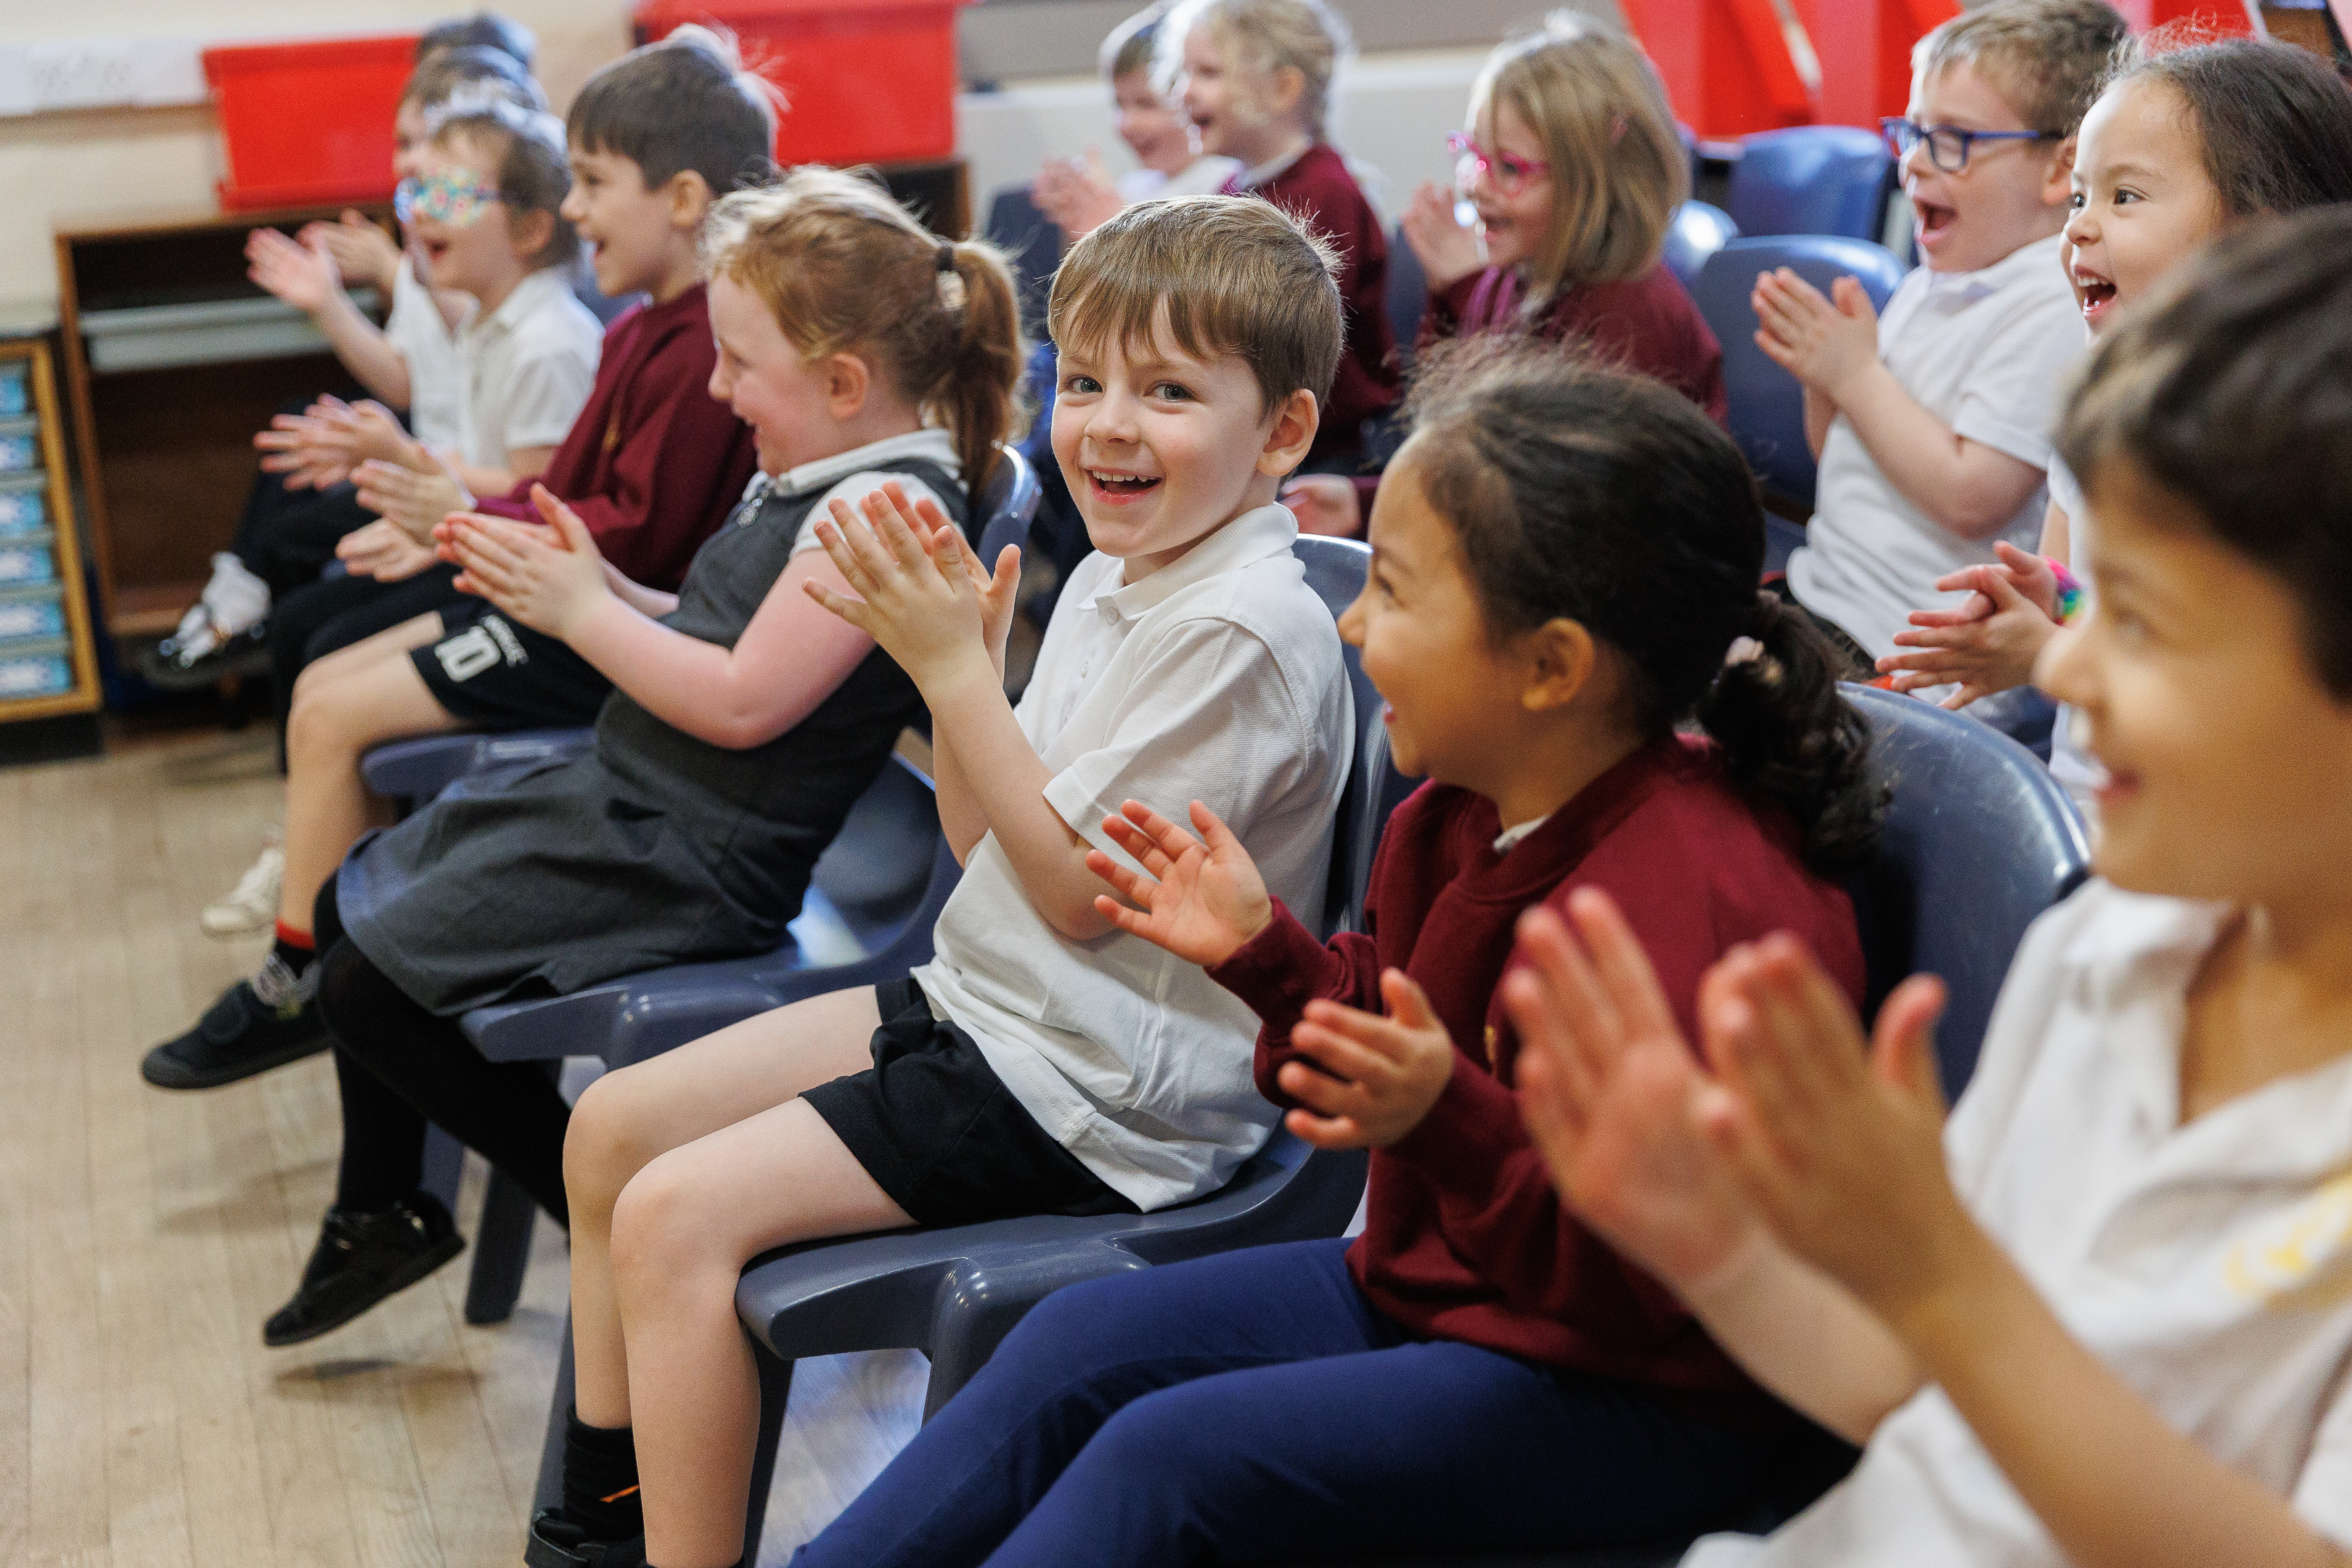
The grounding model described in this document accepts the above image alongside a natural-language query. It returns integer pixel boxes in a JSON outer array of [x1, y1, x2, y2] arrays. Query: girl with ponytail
[[780, 337, 1879, 1568]]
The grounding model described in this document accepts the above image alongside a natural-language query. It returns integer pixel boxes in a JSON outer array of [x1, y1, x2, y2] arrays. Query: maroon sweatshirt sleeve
[[1209, 901, 1383, 1108], [482, 324, 752, 592]]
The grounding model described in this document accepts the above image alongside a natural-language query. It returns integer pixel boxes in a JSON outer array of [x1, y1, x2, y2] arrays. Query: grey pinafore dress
[[336, 457, 967, 1016]]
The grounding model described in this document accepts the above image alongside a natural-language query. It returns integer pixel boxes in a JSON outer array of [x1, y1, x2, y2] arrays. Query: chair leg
[[462, 1167, 537, 1325], [534, 1319, 575, 1516], [740, 1344, 794, 1567], [421, 1124, 465, 1214]]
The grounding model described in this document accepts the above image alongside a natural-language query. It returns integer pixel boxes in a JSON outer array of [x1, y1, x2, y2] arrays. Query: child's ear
[[510, 208, 558, 264], [666, 169, 716, 230], [1519, 618, 1599, 714], [2040, 134, 2078, 211], [1256, 388, 1320, 478], [822, 351, 874, 420], [1265, 65, 1307, 123]]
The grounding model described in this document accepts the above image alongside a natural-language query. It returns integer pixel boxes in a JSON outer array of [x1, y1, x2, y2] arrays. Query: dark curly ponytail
[[1403, 338, 1882, 872]]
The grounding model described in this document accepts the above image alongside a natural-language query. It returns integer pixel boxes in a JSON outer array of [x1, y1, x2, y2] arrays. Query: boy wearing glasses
[[1755, 0, 2126, 683]]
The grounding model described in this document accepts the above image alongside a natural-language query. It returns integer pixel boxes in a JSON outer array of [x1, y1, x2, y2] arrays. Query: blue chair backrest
[[1691, 235, 1911, 511], [1385, 221, 1428, 367], [1844, 685, 2091, 1097], [984, 183, 1063, 336], [975, 442, 1042, 552], [1726, 126, 1895, 241], [1662, 200, 1739, 289], [1291, 535, 1420, 936]]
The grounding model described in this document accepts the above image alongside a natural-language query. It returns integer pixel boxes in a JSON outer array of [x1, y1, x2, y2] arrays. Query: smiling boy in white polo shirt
[[1751, 0, 2124, 678]]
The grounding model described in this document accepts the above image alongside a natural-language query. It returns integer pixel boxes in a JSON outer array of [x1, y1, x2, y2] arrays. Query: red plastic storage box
[[634, 0, 969, 168], [203, 34, 422, 212]]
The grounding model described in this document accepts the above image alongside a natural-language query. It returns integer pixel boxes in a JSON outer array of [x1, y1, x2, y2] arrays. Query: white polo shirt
[[912, 504, 1353, 1211], [452, 266, 601, 472], [1686, 880, 2352, 1568], [1789, 233, 2082, 662], [383, 256, 469, 452]]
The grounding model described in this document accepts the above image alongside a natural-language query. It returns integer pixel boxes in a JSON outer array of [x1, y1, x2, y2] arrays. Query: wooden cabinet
[[53, 202, 391, 639], [0, 339, 102, 722]]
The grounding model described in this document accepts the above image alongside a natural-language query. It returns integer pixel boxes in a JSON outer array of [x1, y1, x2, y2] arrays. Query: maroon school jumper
[[1353, 264, 1728, 518], [475, 283, 756, 592], [1225, 145, 1400, 464], [1209, 737, 1864, 1426]]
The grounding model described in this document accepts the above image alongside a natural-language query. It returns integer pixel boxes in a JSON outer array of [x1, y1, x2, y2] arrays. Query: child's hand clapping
[[336, 518, 441, 582], [1279, 971, 1458, 1148], [356, 449, 471, 542], [1399, 179, 1485, 295], [1507, 891, 1765, 1293], [1032, 152, 1126, 242], [1753, 269, 1881, 404], [297, 210, 402, 294], [1087, 798, 1275, 967], [806, 483, 1020, 694], [246, 226, 343, 317], [1878, 541, 2064, 706], [436, 485, 609, 640], [254, 396, 410, 490], [1696, 933, 1966, 1330]]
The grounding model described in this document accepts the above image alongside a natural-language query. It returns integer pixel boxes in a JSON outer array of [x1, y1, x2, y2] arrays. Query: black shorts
[[412, 605, 613, 729], [803, 977, 1139, 1228]]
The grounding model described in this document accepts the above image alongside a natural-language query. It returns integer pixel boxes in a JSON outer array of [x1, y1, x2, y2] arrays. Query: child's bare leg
[[616, 1097, 912, 1567], [277, 615, 456, 931], [564, 987, 886, 1429]]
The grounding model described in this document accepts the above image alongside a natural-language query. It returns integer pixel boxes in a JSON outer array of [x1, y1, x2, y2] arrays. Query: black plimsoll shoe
[[137, 621, 271, 691], [526, 1511, 647, 1568], [263, 1193, 465, 1347], [142, 955, 329, 1090]]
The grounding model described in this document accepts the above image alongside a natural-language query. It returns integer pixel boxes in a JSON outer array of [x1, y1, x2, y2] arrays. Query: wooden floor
[[1, 726, 924, 1567]]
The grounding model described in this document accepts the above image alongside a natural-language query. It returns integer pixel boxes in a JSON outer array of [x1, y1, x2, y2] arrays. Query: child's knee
[[606, 1148, 719, 1284], [564, 1070, 659, 1219]]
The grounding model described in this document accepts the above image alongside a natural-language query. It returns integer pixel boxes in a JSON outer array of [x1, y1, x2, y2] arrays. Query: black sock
[[269, 922, 317, 982], [562, 1406, 643, 1542]]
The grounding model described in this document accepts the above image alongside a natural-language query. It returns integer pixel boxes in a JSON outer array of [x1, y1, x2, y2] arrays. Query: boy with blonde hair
[[1760, 0, 2126, 677]]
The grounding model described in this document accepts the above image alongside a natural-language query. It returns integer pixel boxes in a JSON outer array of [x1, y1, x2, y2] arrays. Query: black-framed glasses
[[1880, 117, 2060, 173]]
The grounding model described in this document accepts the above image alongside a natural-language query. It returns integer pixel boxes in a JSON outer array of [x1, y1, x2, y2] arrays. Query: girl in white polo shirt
[[1511, 209, 2352, 1568]]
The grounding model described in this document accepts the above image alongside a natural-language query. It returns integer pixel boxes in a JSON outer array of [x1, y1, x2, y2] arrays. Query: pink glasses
[[1447, 131, 1549, 195]]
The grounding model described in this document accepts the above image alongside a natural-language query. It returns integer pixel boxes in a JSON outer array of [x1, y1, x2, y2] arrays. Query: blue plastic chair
[[1246, 682, 2091, 1568], [984, 182, 1063, 338], [1725, 126, 1895, 242], [1661, 200, 1739, 290], [1387, 219, 1429, 365], [1689, 236, 1911, 513], [526, 538, 1411, 1557]]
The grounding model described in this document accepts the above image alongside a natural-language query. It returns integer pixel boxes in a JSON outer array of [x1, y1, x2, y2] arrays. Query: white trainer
[[201, 831, 286, 939]]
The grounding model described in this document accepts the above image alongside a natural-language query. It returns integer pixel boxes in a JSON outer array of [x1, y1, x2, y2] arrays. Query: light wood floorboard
[[5, 729, 926, 1567]]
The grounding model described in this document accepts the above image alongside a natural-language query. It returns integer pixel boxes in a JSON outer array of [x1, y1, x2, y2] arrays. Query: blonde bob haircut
[[701, 167, 1027, 494], [1471, 13, 1688, 301], [1048, 193, 1342, 419], [1156, 0, 1352, 142]]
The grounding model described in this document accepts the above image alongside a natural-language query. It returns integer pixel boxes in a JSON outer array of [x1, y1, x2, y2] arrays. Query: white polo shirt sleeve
[[490, 289, 601, 454], [1948, 283, 2075, 471]]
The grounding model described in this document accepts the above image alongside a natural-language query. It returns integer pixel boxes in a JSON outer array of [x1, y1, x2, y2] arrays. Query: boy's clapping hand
[[356, 450, 470, 542], [1280, 971, 1458, 1149], [1696, 934, 1969, 1331], [254, 395, 409, 490], [246, 226, 343, 317], [806, 482, 1021, 690], [437, 485, 608, 639], [336, 518, 439, 582], [1752, 268, 1882, 402], [1088, 799, 1275, 968]]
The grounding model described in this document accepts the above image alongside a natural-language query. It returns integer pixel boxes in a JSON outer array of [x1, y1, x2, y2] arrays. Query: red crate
[[203, 34, 422, 212], [634, 0, 967, 168]]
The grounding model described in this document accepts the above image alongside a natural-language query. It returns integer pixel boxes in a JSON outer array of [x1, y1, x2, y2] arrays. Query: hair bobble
[[934, 241, 967, 311]]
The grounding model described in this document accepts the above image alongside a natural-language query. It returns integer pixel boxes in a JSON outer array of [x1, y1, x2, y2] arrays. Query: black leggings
[[313, 874, 573, 1226]]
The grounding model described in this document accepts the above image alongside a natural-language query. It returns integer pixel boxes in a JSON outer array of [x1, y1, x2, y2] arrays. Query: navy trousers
[[791, 1239, 1847, 1568]]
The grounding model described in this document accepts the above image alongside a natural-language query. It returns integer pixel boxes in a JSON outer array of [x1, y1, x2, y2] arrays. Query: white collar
[[1079, 503, 1299, 626], [462, 266, 568, 342], [1233, 142, 1312, 191], [769, 428, 962, 500], [1494, 814, 1551, 854]]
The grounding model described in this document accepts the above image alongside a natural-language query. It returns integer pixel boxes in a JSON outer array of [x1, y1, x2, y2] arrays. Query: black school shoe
[[142, 955, 330, 1090], [263, 1193, 465, 1347], [136, 621, 271, 691], [526, 1512, 648, 1568]]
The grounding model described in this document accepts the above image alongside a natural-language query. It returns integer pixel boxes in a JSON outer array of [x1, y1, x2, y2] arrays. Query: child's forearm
[[925, 659, 1114, 940], [314, 290, 413, 409], [1896, 1223, 2351, 1568], [1833, 362, 2046, 541], [1681, 1233, 1924, 1445], [2039, 498, 2071, 567], [563, 585, 864, 751], [597, 560, 676, 619], [1803, 385, 1834, 462]]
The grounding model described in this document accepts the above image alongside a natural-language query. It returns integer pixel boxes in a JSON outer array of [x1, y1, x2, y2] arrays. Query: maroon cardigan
[[1226, 144, 1400, 462], [478, 282, 757, 593], [1209, 738, 1863, 1425], [1351, 264, 1727, 519]]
